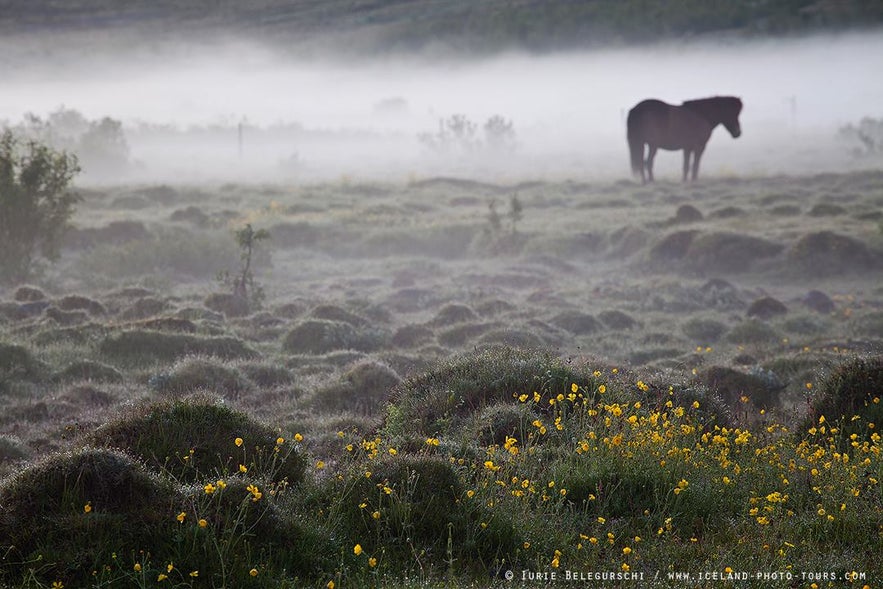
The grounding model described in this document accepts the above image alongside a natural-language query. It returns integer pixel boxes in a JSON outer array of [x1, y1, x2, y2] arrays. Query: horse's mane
[[682, 96, 742, 123], [682, 96, 742, 112]]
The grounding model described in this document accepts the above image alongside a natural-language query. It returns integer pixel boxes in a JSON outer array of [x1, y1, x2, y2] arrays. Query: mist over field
[[2, 31, 882, 182]]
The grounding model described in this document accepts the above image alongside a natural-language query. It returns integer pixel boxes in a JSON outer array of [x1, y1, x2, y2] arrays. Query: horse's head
[[721, 97, 743, 138]]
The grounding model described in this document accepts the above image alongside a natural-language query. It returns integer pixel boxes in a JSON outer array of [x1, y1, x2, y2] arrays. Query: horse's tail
[[626, 108, 644, 179]]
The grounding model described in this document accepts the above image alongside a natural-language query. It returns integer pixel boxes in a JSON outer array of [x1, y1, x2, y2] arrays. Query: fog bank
[[1, 31, 882, 183]]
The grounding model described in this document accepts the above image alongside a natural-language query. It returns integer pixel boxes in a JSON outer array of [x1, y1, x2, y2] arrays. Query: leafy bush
[[0, 130, 80, 283]]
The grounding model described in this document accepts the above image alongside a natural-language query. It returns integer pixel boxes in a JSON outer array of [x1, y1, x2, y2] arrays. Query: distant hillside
[[2, 0, 883, 54]]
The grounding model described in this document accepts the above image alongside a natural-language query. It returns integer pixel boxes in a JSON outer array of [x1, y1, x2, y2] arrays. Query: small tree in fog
[[217, 223, 270, 311], [78, 117, 130, 174], [0, 130, 80, 284], [418, 114, 479, 155], [484, 115, 517, 154]]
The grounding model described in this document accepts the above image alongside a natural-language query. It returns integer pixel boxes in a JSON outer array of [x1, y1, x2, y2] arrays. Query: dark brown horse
[[627, 96, 742, 183]]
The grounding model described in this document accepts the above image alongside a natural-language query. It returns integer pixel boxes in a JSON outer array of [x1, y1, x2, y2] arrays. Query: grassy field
[[1, 169, 883, 588]]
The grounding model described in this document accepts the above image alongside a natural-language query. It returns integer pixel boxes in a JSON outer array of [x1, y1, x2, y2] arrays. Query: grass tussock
[[98, 330, 256, 366], [89, 398, 306, 485]]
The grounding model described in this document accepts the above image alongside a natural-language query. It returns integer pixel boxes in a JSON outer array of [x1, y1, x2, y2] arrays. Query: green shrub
[[0, 130, 80, 284], [89, 399, 306, 485]]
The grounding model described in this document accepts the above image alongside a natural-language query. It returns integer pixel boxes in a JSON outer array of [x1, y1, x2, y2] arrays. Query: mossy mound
[[332, 454, 518, 566], [647, 229, 699, 262], [309, 361, 402, 414], [0, 447, 178, 584], [56, 294, 107, 316], [683, 232, 783, 274], [724, 319, 783, 346], [549, 311, 603, 335], [282, 319, 387, 355], [468, 402, 537, 446], [391, 324, 436, 348], [53, 360, 124, 384], [787, 231, 877, 276], [681, 317, 728, 343], [98, 330, 256, 366], [89, 399, 306, 485], [385, 346, 597, 436], [12, 285, 46, 302], [149, 356, 253, 400], [429, 303, 479, 327], [0, 341, 44, 381], [239, 361, 296, 388], [800, 357, 883, 449], [118, 296, 169, 320], [699, 365, 785, 409], [598, 309, 639, 330], [309, 304, 369, 327], [203, 292, 250, 318], [746, 296, 788, 320]]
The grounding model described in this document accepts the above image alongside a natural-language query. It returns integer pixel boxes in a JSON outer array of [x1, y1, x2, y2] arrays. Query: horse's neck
[[683, 100, 724, 127]]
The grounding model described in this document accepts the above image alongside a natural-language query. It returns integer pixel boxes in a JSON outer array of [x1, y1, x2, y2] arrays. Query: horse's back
[[629, 99, 670, 117]]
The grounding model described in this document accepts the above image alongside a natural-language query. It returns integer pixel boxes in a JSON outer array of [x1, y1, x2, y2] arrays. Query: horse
[[627, 96, 742, 183]]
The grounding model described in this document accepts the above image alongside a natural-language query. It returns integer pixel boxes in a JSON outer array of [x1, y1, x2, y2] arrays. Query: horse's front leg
[[691, 145, 706, 181], [646, 145, 658, 183], [682, 150, 692, 182]]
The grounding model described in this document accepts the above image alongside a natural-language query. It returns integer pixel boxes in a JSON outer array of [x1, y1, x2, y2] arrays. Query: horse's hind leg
[[646, 145, 658, 183], [682, 150, 692, 182]]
